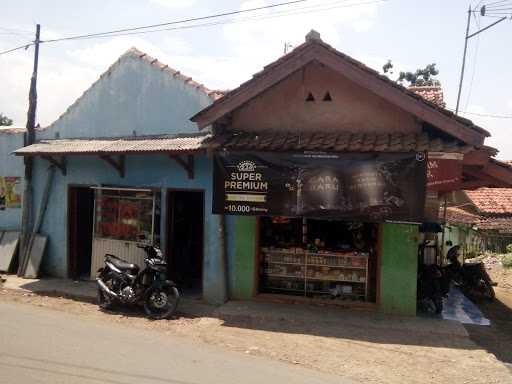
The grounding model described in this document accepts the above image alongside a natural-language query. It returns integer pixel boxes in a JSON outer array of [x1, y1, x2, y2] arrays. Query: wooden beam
[[463, 150, 491, 166], [42, 155, 66, 175], [100, 155, 125, 178], [482, 161, 512, 186], [169, 154, 194, 179]]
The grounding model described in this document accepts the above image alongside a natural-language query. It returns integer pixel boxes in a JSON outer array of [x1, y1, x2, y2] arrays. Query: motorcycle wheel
[[433, 296, 443, 314], [97, 286, 114, 311], [482, 280, 496, 302], [144, 286, 180, 320]]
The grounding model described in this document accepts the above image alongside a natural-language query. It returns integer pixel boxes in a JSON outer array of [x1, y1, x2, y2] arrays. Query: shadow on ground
[[464, 288, 512, 371]]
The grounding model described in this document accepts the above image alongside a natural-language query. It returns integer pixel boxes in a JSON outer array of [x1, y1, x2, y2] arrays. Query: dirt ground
[[1, 287, 511, 384]]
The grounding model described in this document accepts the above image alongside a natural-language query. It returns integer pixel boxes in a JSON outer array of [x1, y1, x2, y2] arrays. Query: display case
[[261, 247, 369, 300]]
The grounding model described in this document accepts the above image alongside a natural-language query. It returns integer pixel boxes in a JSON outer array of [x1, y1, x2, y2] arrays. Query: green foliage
[[0, 113, 13, 126], [382, 60, 440, 86], [503, 254, 512, 269], [506, 244, 512, 254]]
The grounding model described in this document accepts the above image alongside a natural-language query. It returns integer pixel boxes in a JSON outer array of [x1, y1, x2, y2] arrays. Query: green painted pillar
[[380, 223, 418, 316], [232, 216, 257, 299]]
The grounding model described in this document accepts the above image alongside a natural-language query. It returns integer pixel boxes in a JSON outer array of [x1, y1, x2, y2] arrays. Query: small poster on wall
[[0, 176, 22, 210]]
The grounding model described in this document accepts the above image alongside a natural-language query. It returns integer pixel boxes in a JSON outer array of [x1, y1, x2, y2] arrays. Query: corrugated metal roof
[[14, 133, 210, 156], [0, 126, 25, 134], [210, 131, 472, 153]]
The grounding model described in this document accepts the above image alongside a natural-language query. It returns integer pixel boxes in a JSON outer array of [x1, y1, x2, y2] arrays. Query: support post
[[42, 156, 66, 175], [18, 24, 40, 276], [100, 155, 125, 177], [455, 6, 471, 115], [169, 154, 194, 179]]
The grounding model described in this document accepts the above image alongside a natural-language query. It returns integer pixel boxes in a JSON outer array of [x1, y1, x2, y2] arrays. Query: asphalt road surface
[[0, 302, 349, 384]]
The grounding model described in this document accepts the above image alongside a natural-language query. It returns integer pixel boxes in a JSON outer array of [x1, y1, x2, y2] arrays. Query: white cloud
[[508, 99, 512, 109], [149, 0, 196, 9]]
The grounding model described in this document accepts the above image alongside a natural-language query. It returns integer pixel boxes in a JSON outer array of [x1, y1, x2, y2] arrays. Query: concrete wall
[[39, 50, 213, 140], [32, 153, 227, 304], [380, 223, 419, 316], [0, 129, 25, 230], [27, 49, 229, 303], [227, 216, 257, 299], [231, 61, 420, 134]]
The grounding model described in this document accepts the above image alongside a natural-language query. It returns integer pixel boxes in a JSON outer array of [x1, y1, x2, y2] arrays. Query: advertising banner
[[426, 152, 463, 192], [213, 152, 427, 222], [0, 176, 22, 210]]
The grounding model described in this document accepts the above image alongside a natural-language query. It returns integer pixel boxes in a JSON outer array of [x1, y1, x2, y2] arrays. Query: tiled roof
[[14, 133, 210, 156], [465, 188, 512, 215], [477, 217, 512, 233], [443, 207, 481, 225], [209, 131, 472, 153], [193, 35, 489, 139], [408, 85, 446, 108]]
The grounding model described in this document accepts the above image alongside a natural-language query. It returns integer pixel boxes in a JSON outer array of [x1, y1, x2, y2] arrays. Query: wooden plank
[[0, 231, 20, 272], [23, 234, 48, 278]]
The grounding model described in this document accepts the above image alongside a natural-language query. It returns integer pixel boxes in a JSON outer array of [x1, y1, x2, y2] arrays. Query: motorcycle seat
[[105, 254, 139, 273]]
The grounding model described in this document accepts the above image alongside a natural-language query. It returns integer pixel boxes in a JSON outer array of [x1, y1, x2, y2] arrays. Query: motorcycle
[[96, 242, 180, 319], [445, 246, 495, 301], [417, 263, 448, 314]]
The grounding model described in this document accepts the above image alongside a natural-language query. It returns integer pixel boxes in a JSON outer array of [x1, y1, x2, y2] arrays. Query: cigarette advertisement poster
[[213, 152, 427, 222]]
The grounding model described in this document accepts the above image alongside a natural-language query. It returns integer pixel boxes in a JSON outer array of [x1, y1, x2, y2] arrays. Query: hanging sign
[[213, 151, 427, 221], [427, 152, 463, 192]]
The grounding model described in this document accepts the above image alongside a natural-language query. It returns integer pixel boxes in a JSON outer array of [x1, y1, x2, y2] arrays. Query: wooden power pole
[[18, 24, 40, 276]]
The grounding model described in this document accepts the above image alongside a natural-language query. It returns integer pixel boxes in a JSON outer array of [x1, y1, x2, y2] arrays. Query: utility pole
[[18, 24, 40, 276], [455, 5, 507, 115]]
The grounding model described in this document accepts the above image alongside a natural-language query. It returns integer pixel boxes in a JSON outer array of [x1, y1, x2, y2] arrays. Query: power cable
[[0, 42, 34, 56], [40, 0, 310, 43], [39, 0, 384, 43], [448, 108, 512, 118]]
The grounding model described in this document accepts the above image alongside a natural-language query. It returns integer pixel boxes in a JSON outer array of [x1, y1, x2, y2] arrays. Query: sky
[[1, 0, 511, 158]]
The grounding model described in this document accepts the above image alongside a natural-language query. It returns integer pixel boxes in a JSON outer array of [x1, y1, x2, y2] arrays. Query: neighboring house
[[0, 126, 25, 230], [15, 48, 228, 304], [465, 187, 512, 252]]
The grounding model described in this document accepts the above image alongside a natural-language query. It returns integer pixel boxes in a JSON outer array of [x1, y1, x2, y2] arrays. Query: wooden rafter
[[42, 155, 66, 175], [100, 155, 125, 178], [169, 154, 194, 179]]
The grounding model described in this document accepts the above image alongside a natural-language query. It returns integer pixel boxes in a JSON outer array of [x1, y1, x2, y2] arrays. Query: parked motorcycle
[[96, 243, 180, 319], [445, 245, 495, 301], [417, 263, 448, 314]]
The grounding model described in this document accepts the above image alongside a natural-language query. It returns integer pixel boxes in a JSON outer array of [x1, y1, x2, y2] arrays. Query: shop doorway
[[68, 186, 94, 279], [259, 217, 379, 303], [167, 190, 204, 295]]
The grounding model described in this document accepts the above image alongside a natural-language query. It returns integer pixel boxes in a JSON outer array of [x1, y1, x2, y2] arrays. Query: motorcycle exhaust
[[96, 278, 118, 299]]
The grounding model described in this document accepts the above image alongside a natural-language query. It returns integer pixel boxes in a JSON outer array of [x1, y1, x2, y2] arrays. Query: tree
[[383, 61, 440, 87], [0, 113, 13, 126]]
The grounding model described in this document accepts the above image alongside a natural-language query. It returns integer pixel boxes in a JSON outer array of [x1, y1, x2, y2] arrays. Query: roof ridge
[[42, 47, 223, 131]]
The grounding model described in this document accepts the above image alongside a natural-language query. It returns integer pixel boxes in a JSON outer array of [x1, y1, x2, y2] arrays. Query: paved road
[[0, 302, 348, 384]]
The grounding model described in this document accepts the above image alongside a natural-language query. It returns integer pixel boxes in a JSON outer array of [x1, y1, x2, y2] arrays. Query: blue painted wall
[[0, 129, 25, 230], [39, 49, 213, 140], [28, 48, 228, 304]]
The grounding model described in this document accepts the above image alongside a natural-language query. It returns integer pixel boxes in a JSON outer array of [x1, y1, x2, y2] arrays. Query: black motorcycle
[[417, 263, 447, 314], [445, 246, 495, 301], [96, 243, 180, 319]]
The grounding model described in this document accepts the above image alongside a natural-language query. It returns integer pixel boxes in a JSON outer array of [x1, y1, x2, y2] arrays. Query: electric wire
[[40, 0, 311, 43], [448, 108, 512, 118], [464, 12, 481, 111], [38, 0, 384, 43], [0, 42, 34, 56]]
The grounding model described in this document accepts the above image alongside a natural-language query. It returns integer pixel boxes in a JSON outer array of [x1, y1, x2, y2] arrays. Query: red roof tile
[[408, 85, 446, 108], [210, 131, 472, 153], [465, 188, 512, 215], [443, 207, 481, 225]]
